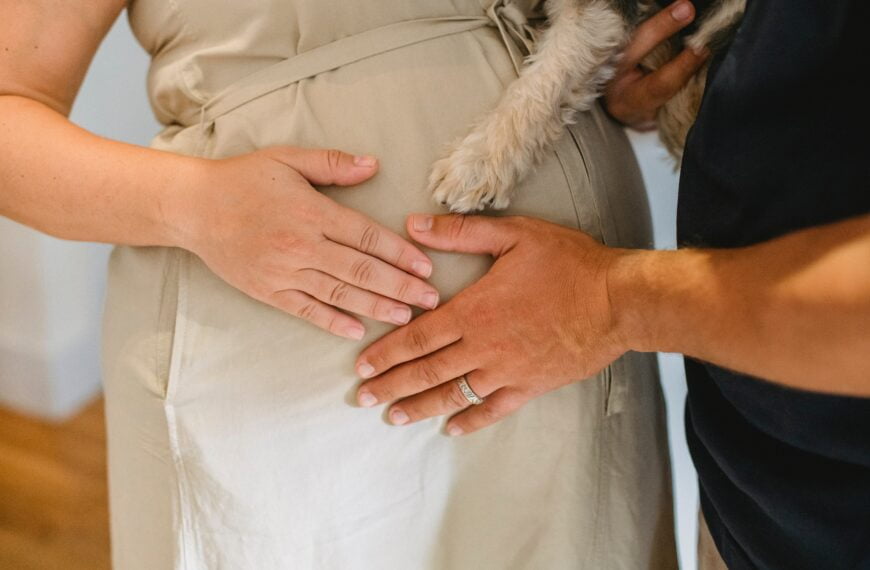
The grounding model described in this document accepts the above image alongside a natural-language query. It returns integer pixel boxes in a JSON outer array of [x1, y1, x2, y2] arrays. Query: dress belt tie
[[190, 0, 541, 135]]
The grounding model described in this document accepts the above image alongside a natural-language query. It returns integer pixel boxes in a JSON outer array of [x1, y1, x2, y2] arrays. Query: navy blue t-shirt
[[678, 1, 870, 569]]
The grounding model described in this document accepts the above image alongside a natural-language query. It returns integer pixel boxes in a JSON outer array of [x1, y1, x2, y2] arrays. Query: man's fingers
[[356, 308, 461, 379], [620, 1, 696, 72], [444, 388, 528, 436], [406, 214, 519, 257], [356, 341, 474, 406], [265, 146, 380, 187], [383, 370, 499, 426], [324, 207, 433, 279], [268, 289, 365, 340], [639, 47, 709, 107]]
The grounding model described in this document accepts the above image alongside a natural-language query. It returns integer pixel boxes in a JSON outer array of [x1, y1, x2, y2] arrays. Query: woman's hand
[[175, 146, 440, 340], [604, 0, 709, 130], [354, 215, 632, 435]]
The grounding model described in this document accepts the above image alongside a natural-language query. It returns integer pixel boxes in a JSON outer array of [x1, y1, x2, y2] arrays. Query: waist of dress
[[180, 0, 540, 130]]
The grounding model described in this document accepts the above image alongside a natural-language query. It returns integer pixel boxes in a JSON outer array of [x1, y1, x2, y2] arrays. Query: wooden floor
[[0, 399, 110, 570]]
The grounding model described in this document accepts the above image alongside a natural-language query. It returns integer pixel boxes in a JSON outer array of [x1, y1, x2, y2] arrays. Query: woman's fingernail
[[358, 391, 378, 408], [447, 425, 464, 436], [420, 291, 439, 309], [353, 155, 378, 167], [412, 260, 433, 278], [390, 306, 412, 325], [357, 362, 376, 378], [671, 2, 692, 21], [345, 324, 365, 340], [390, 409, 410, 425], [412, 215, 434, 232]]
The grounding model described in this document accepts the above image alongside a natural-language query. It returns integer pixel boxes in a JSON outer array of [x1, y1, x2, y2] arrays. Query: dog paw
[[428, 136, 514, 214]]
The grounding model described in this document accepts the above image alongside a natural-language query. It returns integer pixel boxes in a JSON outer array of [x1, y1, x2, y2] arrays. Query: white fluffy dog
[[430, 0, 745, 213]]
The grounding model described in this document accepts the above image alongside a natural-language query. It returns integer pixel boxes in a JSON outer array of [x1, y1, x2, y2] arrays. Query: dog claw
[[427, 133, 519, 213]]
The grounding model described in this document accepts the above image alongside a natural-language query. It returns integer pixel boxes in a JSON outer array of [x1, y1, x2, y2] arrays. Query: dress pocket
[[551, 105, 642, 417], [551, 118, 606, 244], [156, 248, 189, 401], [551, 131, 620, 416], [601, 363, 625, 417]]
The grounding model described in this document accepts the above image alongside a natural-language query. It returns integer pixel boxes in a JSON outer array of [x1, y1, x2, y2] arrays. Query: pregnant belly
[[99, 19, 647, 556], [135, 27, 614, 409], [155, 28, 596, 298]]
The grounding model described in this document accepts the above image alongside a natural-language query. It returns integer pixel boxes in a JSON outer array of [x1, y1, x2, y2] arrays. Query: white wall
[[0, 14, 159, 419], [629, 131, 699, 570], [0, 11, 699, 569]]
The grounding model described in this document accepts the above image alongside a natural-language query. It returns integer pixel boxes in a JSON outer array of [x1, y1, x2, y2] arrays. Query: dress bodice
[[127, 0, 544, 126]]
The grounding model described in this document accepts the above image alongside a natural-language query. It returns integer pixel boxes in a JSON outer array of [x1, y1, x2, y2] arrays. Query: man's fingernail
[[412, 215, 434, 232], [390, 409, 410, 425], [671, 2, 692, 21], [390, 306, 412, 325], [412, 260, 433, 278], [447, 425, 464, 436], [358, 391, 378, 408], [420, 291, 439, 310], [345, 324, 365, 340], [357, 362, 376, 378], [353, 155, 378, 167]]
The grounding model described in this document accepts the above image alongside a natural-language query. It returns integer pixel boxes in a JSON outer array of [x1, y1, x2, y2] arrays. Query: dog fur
[[430, 0, 745, 213]]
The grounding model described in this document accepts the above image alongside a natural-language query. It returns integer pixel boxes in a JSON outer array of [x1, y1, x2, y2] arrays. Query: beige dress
[[103, 0, 676, 568]]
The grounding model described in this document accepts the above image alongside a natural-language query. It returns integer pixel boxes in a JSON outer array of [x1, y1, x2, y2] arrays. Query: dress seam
[[591, 399, 611, 567], [163, 250, 192, 569]]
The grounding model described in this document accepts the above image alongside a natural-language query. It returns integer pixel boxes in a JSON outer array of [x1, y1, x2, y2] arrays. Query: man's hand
[[353, 212, 870, 436], [604, 0, 709, 130], [354, 215, 631, 436]]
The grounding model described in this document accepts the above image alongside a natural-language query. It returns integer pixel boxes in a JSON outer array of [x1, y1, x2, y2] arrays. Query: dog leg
[[657, 69, 708, 163], [684, 0, 746, 55], [430, 0, 628, 213]]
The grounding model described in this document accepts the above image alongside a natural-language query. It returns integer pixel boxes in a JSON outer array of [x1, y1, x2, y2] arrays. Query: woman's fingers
[[268, 289, 366, 339], [324, 206, 433, 279], [296, 269, 412, 326], [356, 341, 474, 407], [194, 149, 438, 336], [619, 1, 697, 72], [266, 147, 434, 278], [263, 146, 381, 187], [319, 241, 440, 310]]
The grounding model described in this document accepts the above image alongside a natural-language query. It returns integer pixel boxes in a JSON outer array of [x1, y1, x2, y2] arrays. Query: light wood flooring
[[0, 398, 110, 570]]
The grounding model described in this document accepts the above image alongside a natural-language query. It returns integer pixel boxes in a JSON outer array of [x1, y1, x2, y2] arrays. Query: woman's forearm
[[0, 0, 442, 339], [612, 214, 870, 395], [0, 94, 444, 337], [0, 95, 202, 247]]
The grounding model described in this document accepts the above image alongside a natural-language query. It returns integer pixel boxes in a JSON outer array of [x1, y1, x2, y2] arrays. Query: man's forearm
[[0, 95, 204, 247], [610, 214, 870, 396]]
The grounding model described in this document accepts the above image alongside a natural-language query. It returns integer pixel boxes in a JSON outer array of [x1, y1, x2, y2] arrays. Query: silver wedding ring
[[456, 375, 485, 405]]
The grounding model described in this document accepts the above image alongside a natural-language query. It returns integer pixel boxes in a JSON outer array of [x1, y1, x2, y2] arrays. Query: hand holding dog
[[354, 215, 630, 435], [604, 0, 709, 130]]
